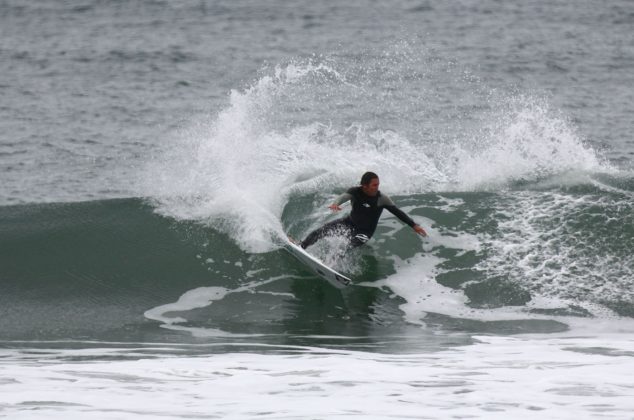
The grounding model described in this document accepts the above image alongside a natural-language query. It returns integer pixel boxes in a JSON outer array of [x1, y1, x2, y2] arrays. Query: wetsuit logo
[[354, 233, 370, 243], [362, 203, 371, 208]]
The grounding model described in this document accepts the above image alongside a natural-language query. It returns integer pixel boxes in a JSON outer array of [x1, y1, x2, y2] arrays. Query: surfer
[[300, 172, 427, 249]]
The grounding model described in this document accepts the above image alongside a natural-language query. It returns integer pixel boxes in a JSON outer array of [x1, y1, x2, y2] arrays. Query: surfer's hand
[[413, 224, 427, 237], [329, 204, 342, 212]]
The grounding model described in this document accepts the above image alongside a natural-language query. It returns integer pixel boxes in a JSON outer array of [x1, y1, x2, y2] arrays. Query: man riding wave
[[300, 171, 427, 249]]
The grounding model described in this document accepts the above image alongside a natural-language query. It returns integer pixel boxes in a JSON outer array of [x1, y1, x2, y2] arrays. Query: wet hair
[[360, 171, 379, 186]]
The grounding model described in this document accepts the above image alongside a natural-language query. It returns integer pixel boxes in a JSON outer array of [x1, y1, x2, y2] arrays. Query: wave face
[[2, 170, 632, 345]]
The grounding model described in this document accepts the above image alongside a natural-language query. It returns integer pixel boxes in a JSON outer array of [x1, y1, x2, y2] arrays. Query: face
[[361, 178, 380, 196]]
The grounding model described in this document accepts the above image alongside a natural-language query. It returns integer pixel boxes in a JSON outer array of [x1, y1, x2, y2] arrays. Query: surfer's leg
[[301, 218, 350, 249]]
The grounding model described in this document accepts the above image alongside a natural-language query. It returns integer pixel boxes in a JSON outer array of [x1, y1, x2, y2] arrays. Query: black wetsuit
[[301, 187, 416, 249]]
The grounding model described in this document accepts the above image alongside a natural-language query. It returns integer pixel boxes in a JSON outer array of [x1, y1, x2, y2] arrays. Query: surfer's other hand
[[329, 204, 342, 212], [413, 224, 427, 237]]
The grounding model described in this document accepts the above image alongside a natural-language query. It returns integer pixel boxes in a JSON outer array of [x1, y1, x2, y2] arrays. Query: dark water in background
[[1, 0, 633, 348], [1, 0, 633, 204]]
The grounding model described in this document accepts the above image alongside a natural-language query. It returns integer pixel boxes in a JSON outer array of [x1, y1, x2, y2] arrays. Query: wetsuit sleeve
[[379, 195, 416, 227], [333, 191, 353, 206]]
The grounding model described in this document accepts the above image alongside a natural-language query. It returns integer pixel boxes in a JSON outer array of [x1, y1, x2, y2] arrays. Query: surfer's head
[[360, 171, 379, 196]]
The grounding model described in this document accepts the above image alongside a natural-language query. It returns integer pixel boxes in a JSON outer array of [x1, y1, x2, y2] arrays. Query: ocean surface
[[1, 1, 634, 418]]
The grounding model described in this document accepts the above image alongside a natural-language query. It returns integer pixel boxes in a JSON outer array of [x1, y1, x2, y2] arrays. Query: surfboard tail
[[284, 239, 351, 289]]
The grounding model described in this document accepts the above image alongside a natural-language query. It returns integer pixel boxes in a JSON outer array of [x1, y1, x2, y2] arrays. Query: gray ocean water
[[1, 1, 634, 418]]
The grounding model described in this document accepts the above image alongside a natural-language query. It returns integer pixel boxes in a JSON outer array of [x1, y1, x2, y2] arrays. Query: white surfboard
[[285, 239, 352, 289]]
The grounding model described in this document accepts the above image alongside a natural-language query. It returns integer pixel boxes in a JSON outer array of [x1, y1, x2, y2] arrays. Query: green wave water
[[2, 175, 632, 350]]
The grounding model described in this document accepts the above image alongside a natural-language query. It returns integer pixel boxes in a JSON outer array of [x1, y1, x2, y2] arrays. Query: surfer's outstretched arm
[[329, 191, 353, 212], [380, 195, 428, 237]]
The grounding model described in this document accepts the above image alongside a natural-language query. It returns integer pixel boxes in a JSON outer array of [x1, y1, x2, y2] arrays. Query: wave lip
[[451, 97, 611, 190]]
